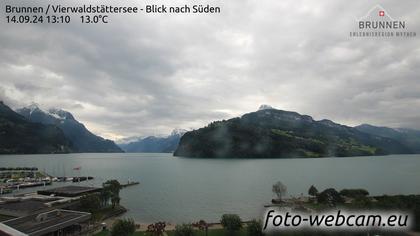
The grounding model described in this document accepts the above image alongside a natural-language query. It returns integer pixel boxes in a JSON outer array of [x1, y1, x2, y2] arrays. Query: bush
[[174, 224, 194, 236], [352, 196, 373, 208], [339, 189, 369, 198], [146, 222, 166, 236], [317, 188, 344, 205], [221, 214, 242, 232], [79, 194, 101, 212], [246, 219, 263, 236], [111, 218, 136, 236]]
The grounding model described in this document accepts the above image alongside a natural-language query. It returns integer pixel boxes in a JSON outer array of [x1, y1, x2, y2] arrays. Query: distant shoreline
[[3, 152, 420, 159]]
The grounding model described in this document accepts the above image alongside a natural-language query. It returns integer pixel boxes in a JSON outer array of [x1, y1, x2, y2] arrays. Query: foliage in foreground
[[147, 222, 167, 236], [221, 214, 242, 232], [174, 223, 195, 236], [317, 188, 344, 206], [111, 218, 136, 236], [246, 219, 263, 236]]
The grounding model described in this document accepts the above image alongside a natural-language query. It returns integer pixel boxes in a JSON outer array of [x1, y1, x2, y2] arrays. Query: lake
[[0, 153, 419, 223]]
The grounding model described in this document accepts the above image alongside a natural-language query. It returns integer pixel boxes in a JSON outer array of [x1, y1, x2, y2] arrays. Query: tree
[[103, 179, 122, 207], [111, 218, 136, 236], [111, 195, 121, 208], [221, 214, 242, 232], [100, 188, 112, 207], [246, 219, 263, 236], [174, 224, 194, 236], [193, 220, 209, 236], [147, 222, 166, 236], [272, 181, 287, 201], [103, 179, 122, 196], [317, 188, 344, 206], [79, 194, 101, 213], [308, 185, 318, 197]]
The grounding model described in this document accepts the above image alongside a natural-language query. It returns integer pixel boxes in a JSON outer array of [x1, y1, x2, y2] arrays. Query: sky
[[1, 0, 419, 140]]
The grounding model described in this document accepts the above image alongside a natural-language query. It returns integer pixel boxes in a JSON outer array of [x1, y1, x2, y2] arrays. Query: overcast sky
[[1, 0, 419, 140]]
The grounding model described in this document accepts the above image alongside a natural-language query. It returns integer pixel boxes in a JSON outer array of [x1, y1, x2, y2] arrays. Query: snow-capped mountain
[[48, 108, 75, 120], [17, 104, 75, 125], [0, 101, 72, 154], [17, 104, 123, 153], [258, 104, 274, 111], [119, 129, 188, 153], [171, 128, 188, 137]]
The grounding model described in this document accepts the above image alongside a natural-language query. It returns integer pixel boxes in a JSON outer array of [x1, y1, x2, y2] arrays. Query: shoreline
[[102, 216, 226, 231]]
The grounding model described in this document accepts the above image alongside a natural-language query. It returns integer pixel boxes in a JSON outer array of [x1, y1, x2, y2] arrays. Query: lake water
[[0, 153, 419, 223]]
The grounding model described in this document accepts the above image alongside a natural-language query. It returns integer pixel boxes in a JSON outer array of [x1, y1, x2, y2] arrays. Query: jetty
[[121, 181, 140, 188]]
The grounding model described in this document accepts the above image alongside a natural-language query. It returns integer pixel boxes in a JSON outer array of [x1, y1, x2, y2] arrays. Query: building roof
[[0, 224, 27, 236], [0, 200, 47, 213], [0, 198, 56, 217], [37, 185, 101, 197], [1, 209, 91, 236]]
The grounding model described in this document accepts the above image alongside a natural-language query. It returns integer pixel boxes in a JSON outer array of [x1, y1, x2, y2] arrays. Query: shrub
[[221, 214, 242, 232], [111, 218, 136, 236], [246, 219, 263, 236], [339, 189, 369, 198], [174, 224, 194, 236], [147, 222, 166, 236], [317, 188, 344, 205], [352, 196, 373, 208]]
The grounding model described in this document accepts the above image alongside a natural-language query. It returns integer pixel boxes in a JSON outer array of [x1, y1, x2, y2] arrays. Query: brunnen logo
[[350, 5, 416, 38]]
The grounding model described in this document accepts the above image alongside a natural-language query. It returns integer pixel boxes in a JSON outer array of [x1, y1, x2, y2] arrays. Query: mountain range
[[2, 101, 420, 157], [174, 105, 420, 158], [355, 124, 420, 153], [119, 129, 187, 153], [16, 104, 123, 153], [0, 101, 72, 154]]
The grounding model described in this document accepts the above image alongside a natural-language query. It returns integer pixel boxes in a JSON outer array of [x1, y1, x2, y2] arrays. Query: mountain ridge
[[355, 124, 420, 153], [174, 107, 414, 158], [119, 129, 187, 153], [0, 101, 73, 154], [16, 104, 123, 153]]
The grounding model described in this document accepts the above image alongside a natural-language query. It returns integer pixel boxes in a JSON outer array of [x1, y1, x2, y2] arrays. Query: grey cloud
[[1, 0, 419, 139]]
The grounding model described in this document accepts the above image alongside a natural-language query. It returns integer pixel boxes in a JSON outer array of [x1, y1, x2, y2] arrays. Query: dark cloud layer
[[1, 0, 419, 139]]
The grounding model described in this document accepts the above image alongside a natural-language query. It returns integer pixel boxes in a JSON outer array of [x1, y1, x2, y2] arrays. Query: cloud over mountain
[[1, 0, 419, 139]]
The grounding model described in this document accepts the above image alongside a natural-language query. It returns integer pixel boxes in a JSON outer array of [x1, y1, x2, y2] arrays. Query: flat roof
[[37, 185, 101, 197], [2, 209, 91, 236], [0, 199, 52, 215]]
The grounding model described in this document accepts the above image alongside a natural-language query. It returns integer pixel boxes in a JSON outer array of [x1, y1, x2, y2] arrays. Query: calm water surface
[[0, 153, 419, 223]]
